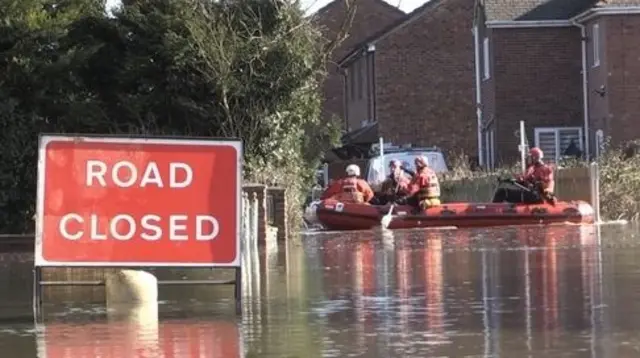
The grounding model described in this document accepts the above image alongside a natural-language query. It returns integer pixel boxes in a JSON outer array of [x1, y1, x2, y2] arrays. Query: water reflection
[[312, 225, 606, 357], [3, 223, 639, 357], [36, 318, 241, 358]]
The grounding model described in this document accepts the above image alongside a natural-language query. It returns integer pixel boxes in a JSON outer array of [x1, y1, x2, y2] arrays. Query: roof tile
[[481, 0, 640, 21]]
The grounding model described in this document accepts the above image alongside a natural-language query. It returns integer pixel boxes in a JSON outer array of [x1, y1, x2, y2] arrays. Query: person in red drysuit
[[493, 147, 557, 205], [375, 160, 411, 205], [320, 164, 375, 204], [397, 155, 441, 210]]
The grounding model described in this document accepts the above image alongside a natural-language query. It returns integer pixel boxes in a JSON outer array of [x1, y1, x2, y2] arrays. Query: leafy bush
[[596, 141, 640, 221], [0, 0, 341, 233]]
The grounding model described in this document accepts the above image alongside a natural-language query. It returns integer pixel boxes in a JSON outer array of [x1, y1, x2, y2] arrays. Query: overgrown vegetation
[[596, 141, 640, 221], [0, 0, 346, 233], [441, 142, 640, 221]]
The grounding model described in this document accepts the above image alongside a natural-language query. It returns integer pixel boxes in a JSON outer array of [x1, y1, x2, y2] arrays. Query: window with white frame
[[534, 127, 583, 163], [483, 37, 490, 80], [592, 23, 600, 67]]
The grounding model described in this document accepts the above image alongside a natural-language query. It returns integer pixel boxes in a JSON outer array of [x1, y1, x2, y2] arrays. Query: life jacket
[[335, 177, 365, 203], [416, 168, 440, 200], [524, 163, 554, 192]]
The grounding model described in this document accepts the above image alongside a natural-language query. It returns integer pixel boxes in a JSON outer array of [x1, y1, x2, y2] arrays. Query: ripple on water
[[0, 223, 639, 356]]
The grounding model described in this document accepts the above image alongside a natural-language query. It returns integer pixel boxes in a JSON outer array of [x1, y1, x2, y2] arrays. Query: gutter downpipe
[[571, 20, 590, 162], [473, 25, 484, 167]]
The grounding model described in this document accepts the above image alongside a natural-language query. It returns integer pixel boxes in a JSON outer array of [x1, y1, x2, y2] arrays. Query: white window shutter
[[537, 131, 558, 163], [535, 127, 584, 163]]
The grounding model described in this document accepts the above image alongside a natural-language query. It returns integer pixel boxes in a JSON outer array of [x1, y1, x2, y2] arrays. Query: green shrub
[[596, 142, 640, 221]]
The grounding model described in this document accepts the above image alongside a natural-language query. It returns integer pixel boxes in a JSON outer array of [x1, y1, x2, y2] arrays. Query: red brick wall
[[491, 27, 583, 163], [603, 15, 640, 146], [313, 0, 405, 126], [374, 0, 477, 158], [345, 53, 375, 131]]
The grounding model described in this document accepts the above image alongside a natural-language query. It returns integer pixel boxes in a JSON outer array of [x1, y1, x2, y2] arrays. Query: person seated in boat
[[396, 155, 441, 211], [493, 147, 557, 205], [375, 160, 411, 205], [320, 164, 375, 204]]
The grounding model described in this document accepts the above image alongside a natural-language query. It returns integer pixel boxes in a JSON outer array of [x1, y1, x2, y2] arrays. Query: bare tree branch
[[321, 0, 358, 61]]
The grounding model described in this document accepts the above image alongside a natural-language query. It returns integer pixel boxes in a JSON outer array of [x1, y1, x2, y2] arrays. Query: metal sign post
[[519, 120, 527, 174]]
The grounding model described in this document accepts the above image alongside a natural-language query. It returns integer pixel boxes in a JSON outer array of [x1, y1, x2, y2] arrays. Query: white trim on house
[[482, 37, 490, 80], [486, 20, 571, 28], [571, 6, 640, 24], [472, 26, 484, 166], [592, 23, 600, 68]]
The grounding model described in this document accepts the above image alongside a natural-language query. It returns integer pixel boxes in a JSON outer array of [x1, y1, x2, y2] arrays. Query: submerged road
[[0, 222, 638, 357]]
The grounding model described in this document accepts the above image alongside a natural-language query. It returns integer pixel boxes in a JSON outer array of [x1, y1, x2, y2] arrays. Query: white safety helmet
[[345, 164, 361, 177], [415, 155, 429, 167]]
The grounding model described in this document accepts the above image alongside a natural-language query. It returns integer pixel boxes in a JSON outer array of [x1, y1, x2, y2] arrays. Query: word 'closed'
[[59, 214, 219, 241]]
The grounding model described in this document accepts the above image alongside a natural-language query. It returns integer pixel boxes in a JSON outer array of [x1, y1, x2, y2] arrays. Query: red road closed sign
[[35, 135, 242, 267]]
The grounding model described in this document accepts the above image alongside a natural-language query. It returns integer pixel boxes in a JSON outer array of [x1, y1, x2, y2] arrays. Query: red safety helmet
[[529, 147, 543, 159]]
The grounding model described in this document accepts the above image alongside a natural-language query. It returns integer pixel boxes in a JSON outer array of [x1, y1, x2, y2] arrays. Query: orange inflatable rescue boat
[[304, 198, 595, 231]]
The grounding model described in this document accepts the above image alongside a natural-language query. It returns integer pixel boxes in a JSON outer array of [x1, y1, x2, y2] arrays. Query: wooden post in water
[[251, 192, 261, 298], [241, 192, 251, 299]]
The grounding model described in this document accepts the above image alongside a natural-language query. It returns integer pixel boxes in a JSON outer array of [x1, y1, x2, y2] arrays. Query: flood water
[[1, 223, 640, 357]]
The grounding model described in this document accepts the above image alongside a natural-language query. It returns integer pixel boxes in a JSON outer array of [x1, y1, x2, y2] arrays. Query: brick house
[[475, 0, 640, 167], [312, 0, 405, 129], [338, 0, 478, 159]]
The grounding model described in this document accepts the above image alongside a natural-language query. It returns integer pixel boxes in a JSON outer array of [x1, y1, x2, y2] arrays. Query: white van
[[366, 148, 449, 191]]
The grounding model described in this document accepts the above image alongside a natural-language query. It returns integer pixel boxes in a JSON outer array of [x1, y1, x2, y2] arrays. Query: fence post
[[241, 192, 252, 299], [242, 192, 248, 240], [251, 192, 261, 296], [252, 192, 259, 244], [589, 162, 601, 223], [323, 163, 329, 189]]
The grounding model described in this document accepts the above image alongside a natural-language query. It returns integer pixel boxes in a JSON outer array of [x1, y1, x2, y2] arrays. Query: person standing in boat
[[320, 164, 375, 204], [397, 155, 441, 210], [376, 160, 411, 205], [493, 147, 557, 204]]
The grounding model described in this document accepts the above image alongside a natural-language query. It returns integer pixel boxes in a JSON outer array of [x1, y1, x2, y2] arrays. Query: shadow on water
[[1, 223, 640, 356]]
